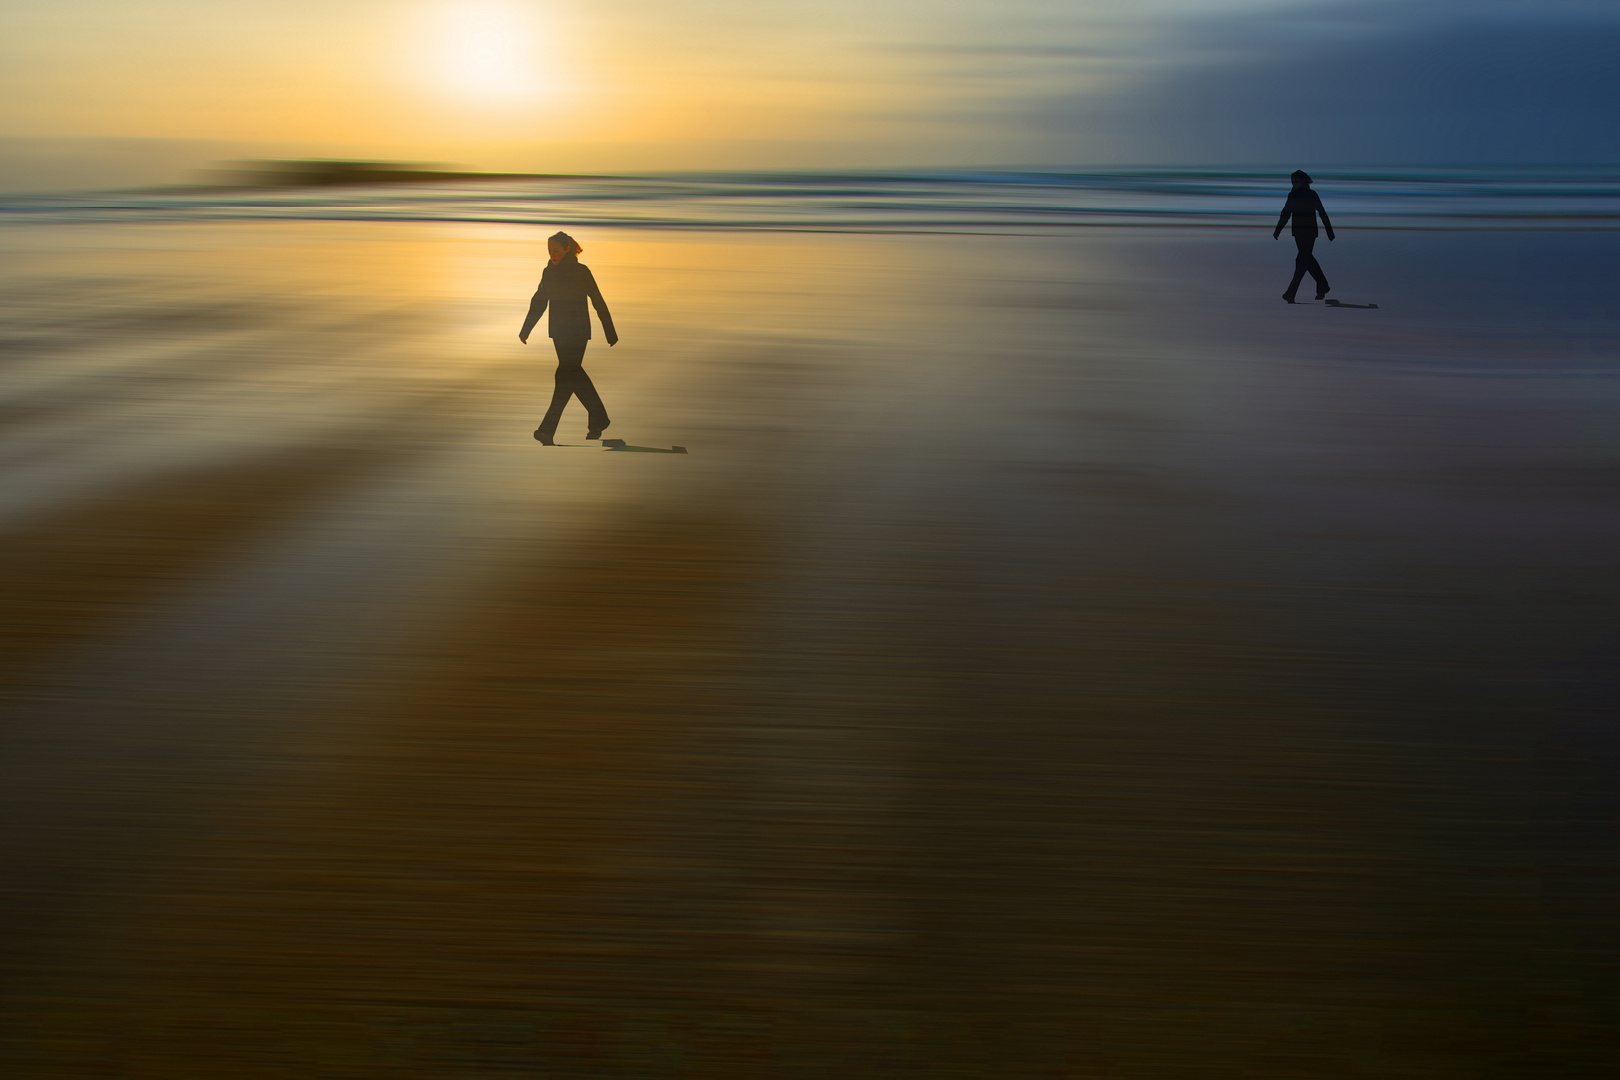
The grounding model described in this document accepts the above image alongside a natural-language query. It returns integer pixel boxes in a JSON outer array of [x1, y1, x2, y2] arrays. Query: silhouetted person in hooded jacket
[[1274, 170, 1335, 303], [519, 231, 618, 444]]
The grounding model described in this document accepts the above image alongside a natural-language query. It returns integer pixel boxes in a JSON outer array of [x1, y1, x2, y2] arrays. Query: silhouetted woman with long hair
[[519, 231, 618, 444], [1274, 170, 1335, 303]]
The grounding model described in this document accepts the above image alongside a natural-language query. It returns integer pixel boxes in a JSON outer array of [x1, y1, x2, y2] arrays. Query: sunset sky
[[1, 0, 1617, 190]]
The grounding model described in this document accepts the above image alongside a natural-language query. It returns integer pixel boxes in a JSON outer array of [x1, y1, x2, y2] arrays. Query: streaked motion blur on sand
[[1, 190, 1618, 1075]]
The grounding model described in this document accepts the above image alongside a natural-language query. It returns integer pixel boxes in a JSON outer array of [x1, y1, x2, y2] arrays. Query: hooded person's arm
[[1314, 190, 1335, 240], [519, 277, 549, 342], [1273, 199, 1292, 239], [584, 267, 618, 345]]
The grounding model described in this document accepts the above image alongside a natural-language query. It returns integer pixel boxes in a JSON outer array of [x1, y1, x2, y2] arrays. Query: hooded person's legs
[[536, 339, 609, 439], [1287, 234, 1330, 299]]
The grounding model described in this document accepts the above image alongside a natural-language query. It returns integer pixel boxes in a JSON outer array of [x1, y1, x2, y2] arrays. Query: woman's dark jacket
[[521, 256, 616, 341], [1276, 188, 1333, 237]]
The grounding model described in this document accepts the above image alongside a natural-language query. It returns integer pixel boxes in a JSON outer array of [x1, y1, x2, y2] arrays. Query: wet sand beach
[[1, 220, 1617, 1077]]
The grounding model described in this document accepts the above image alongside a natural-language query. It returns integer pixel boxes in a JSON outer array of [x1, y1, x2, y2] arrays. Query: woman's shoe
[[534, 430, 556, 445], [1282, 293, 1297, 304], [586, 422, 609, 440], [1315, 290, 1330, 300]]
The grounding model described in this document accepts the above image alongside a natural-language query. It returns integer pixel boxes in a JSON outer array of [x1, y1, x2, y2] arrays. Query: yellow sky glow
[[0, 0, 1173, 174]]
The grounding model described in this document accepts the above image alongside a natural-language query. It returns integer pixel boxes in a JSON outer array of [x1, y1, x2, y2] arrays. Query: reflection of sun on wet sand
[[2, 220, 1618, 1076]]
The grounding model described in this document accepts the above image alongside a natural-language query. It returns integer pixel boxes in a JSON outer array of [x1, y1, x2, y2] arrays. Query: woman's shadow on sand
[[538, 438, 688, 453], [602, 439, 688, 453]]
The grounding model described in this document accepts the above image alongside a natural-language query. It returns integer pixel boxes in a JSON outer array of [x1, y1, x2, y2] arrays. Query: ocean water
[[3, 165, 1619, 230]]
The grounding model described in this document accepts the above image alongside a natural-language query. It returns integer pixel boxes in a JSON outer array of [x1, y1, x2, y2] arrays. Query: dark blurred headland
[[194, 159, 602, 190]]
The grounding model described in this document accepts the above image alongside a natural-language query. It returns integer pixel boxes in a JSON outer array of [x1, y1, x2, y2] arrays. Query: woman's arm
[[1273, 202, 1292, 239], [584, 269, 618, 346], [519, 281, 548, 343]]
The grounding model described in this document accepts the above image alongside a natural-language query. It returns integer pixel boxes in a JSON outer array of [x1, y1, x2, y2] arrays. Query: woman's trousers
[[536, 338, 608, 438]]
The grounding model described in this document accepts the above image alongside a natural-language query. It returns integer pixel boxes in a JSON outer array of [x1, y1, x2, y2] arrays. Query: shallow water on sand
[[1, 221, 1618, 1077]]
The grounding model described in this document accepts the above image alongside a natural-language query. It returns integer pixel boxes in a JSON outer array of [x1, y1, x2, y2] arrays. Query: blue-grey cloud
[[886, 44, 1121, 60], [1024, 0, 1620, 164]]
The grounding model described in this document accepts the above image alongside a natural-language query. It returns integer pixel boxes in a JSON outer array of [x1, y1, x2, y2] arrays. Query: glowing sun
[[429, 2, 553, 105]]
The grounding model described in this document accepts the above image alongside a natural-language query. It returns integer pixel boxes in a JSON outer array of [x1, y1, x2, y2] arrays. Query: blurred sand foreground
[[1, 222, 1617, 1077]]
